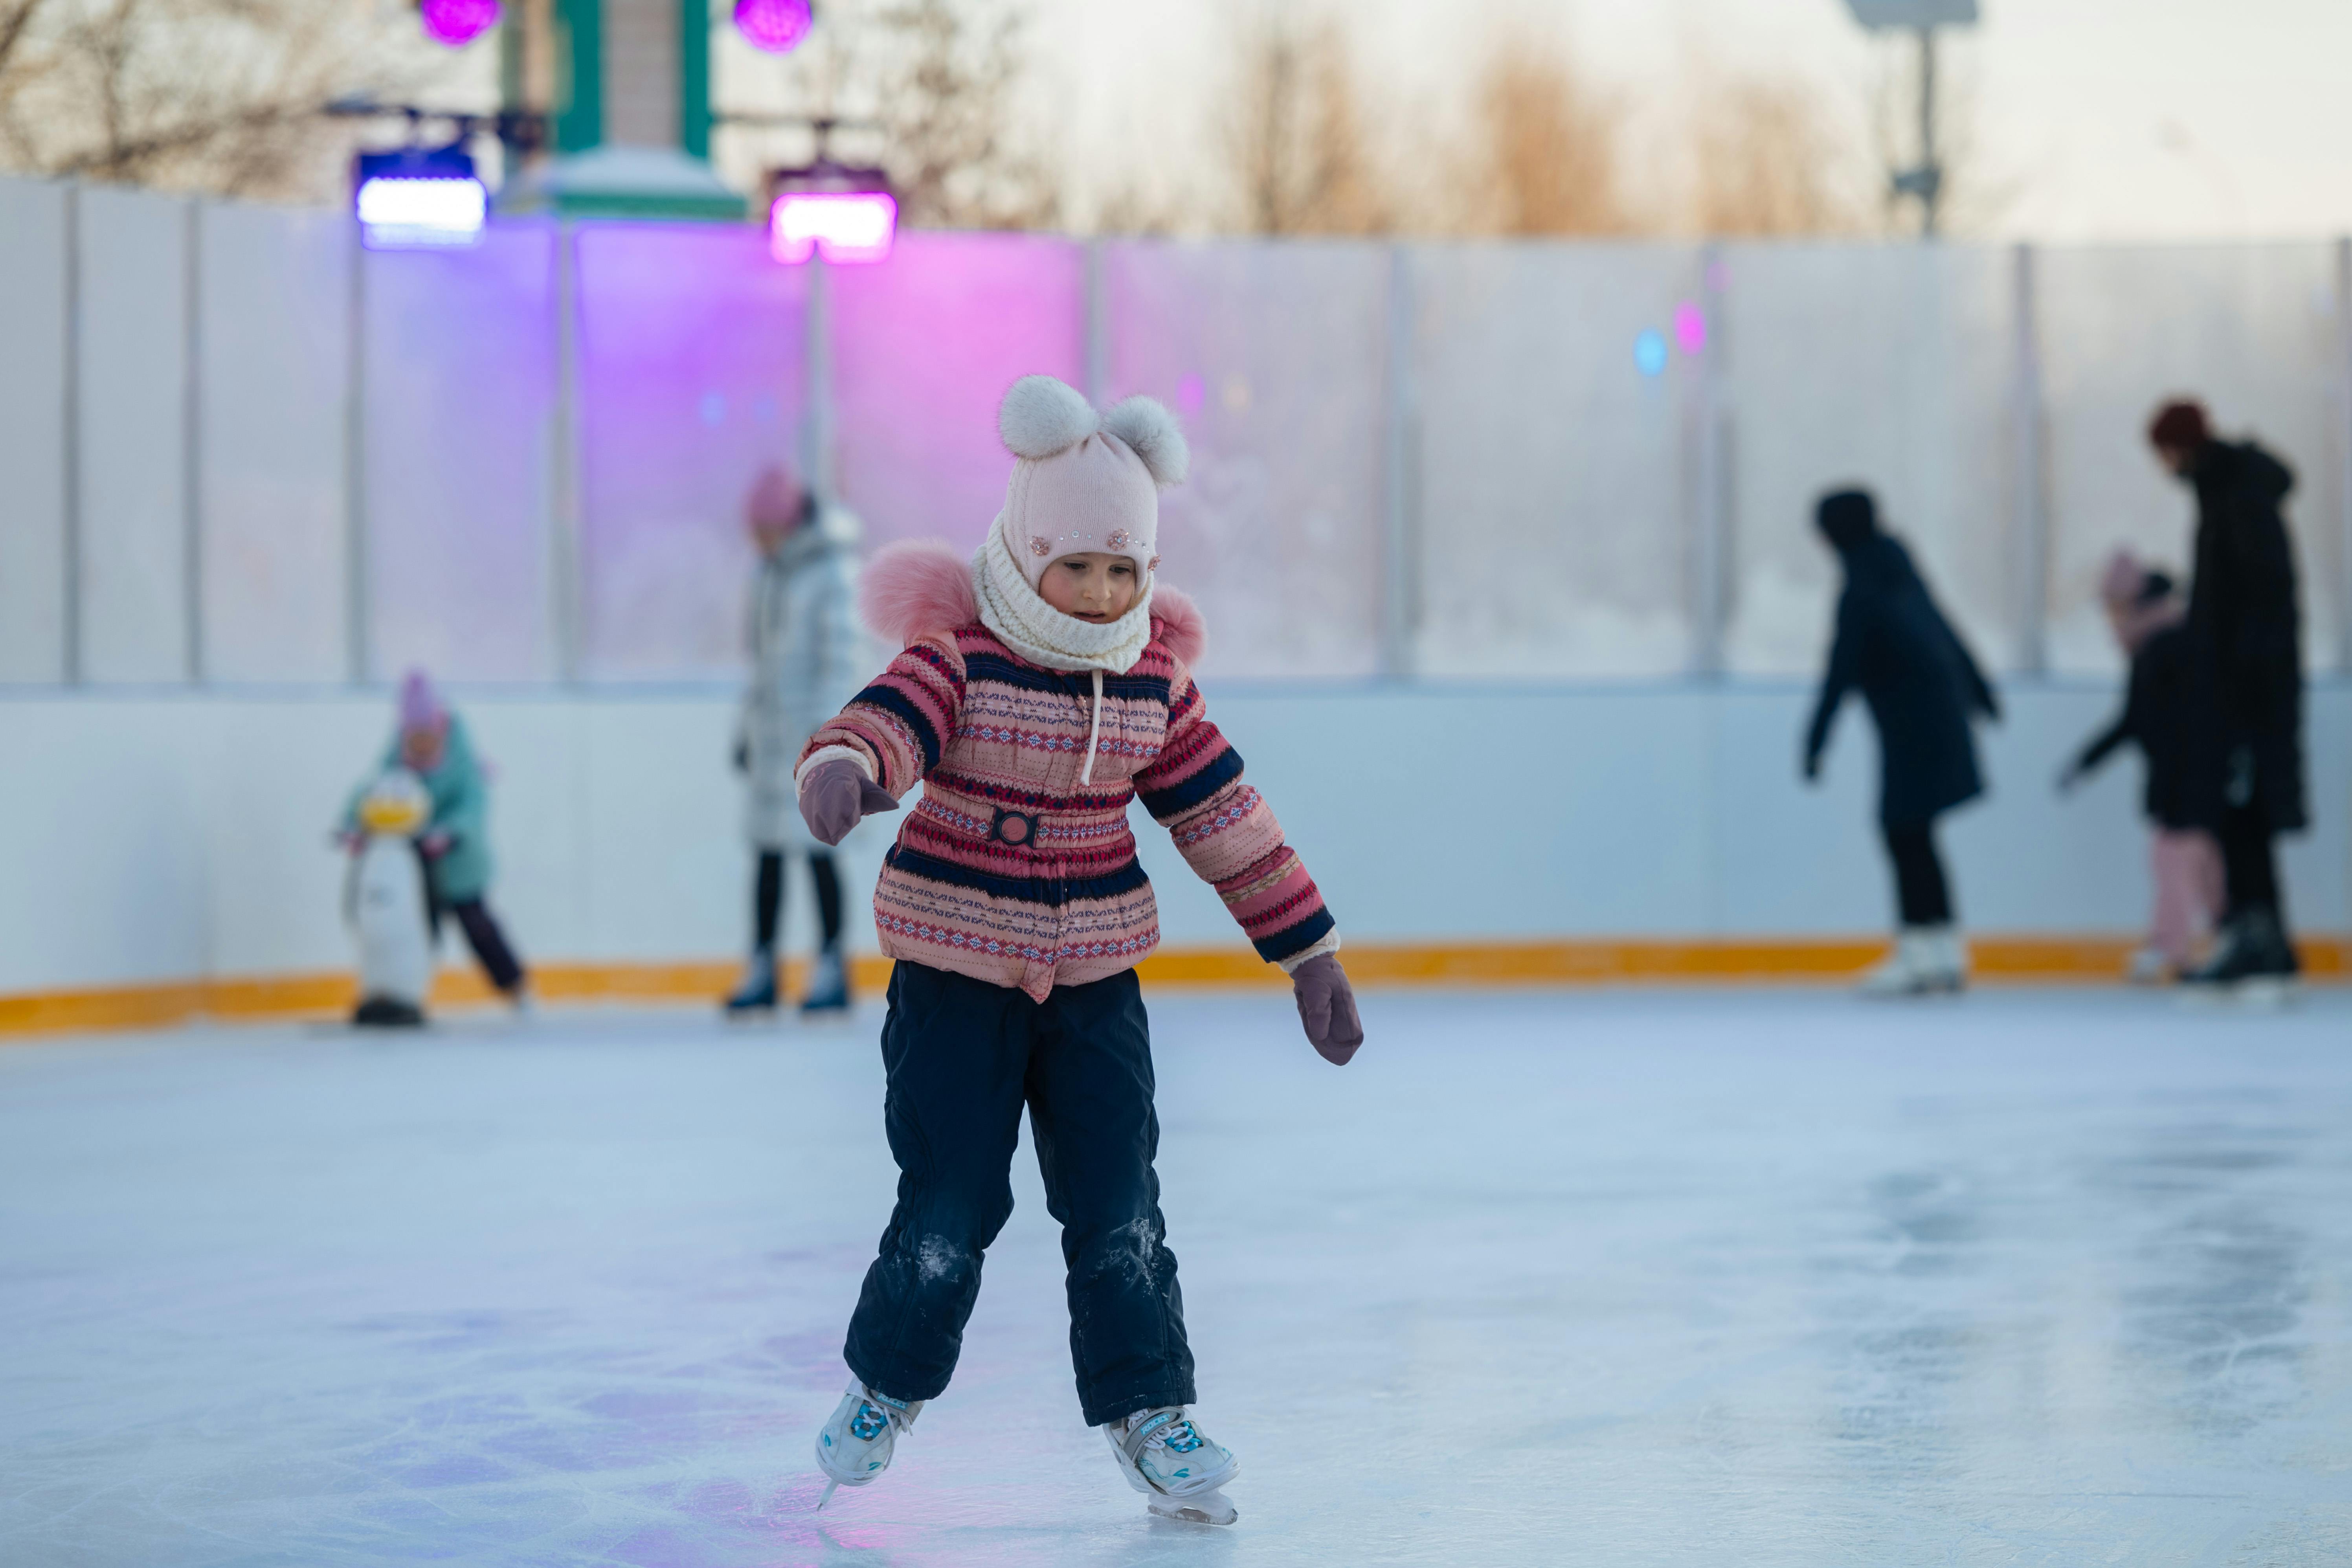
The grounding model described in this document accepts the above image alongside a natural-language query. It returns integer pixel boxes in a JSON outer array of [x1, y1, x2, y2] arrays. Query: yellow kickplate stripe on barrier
[[1, 937, 2343, 1038]]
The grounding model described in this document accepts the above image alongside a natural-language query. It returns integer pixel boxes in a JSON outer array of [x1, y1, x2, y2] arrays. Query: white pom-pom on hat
[[998, 375, 1099, 461], [1100, 396, 1188, 488]]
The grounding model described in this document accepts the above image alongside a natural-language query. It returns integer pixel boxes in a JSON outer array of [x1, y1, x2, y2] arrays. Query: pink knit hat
[[2100, 547, 2184, 654], [996, 376, 1187, 589], [398, 668, 445, 733]]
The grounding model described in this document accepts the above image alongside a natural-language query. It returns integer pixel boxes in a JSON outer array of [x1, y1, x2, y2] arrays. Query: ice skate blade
[[1855, 979, 1964, 1000], [2178, 978, 2299, 1011], [1148, 1487, 1236, 1526]]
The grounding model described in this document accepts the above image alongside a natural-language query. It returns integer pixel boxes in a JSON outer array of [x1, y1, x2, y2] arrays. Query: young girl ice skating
[[2059, 550, 2221, 981], [794, 376, 1363, 1526]]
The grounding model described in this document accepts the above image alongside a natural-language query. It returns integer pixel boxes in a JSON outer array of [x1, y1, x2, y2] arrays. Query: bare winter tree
[[717, 0, 1056, 231], [872, 0, 1055, 228], [1221, 13, 1386, 236], [0, 0, 446, 199], [1464, 39, 1625, 236], [1687, 74, 1868, 237]]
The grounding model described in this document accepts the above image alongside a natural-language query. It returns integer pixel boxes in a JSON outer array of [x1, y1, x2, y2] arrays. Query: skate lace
[[1138, 1412, 1204, 1454], [849, 1401, 893, 1441]]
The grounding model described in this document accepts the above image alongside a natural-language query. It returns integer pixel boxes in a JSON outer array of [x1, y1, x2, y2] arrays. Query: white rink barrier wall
[[4, 177, 2351, 694], [0, 683, 2344, 1014]]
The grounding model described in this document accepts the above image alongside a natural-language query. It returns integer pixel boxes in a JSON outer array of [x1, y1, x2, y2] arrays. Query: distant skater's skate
[[1106, 1407, 1239, 1525], [814, 1381, 922, 1508]]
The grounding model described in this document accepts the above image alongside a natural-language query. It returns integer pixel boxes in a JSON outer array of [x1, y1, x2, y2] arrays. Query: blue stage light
[[354, 144, 487, 250], [1634, 329, 1668, 377]]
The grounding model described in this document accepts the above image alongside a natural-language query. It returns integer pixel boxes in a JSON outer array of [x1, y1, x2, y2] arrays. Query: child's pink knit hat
[[397, 668, 445, 733], [995, 375, 1188, 589]]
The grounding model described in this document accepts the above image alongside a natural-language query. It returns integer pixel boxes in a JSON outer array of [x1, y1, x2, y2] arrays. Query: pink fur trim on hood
[[860, 536, 1209, 666], [859, 539, 977, 647], [1150, 586, 1205, 667]]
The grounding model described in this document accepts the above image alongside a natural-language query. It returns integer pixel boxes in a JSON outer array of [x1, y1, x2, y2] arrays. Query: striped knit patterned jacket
[[796, 540, 1337, 1002]]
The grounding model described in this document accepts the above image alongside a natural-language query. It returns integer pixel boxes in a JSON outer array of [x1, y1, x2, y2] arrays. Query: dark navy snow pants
[[843, 960, 1195, 1428]]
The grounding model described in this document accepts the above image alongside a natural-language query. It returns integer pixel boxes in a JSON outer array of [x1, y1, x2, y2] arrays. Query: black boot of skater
[[2182, 906, 2298, 991]]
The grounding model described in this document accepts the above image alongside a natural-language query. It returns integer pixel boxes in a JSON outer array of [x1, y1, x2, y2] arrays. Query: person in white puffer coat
[[726, 463, 868, 1014]]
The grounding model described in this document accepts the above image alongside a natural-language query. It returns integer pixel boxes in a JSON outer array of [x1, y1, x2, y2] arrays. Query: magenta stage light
[[1674, 301, 1708, 357], [734, 0, 813, 53], [419, 0, 499, 46], [769, 190, 897, 264]]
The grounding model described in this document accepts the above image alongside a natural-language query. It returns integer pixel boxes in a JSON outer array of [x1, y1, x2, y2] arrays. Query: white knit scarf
[[972, 514, 1158, 785], [971, 514, 1155, 676]]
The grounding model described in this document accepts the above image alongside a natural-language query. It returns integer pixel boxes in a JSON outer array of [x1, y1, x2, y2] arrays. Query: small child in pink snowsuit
[[2060, 550, 2223, 981]]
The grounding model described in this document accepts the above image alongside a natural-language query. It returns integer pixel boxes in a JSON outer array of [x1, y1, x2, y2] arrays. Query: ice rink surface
[[5, 987, 2352, 1567]]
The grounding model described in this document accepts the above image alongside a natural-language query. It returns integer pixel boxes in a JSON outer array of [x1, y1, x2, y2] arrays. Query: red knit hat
[[2147, 399, 2210, 453]]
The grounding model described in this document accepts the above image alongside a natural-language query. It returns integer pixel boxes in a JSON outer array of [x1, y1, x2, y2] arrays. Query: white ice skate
[[1105, 1406, 1238, 1526], [814, 1380, 922, 1507], [1857, 926, 1965, 998]]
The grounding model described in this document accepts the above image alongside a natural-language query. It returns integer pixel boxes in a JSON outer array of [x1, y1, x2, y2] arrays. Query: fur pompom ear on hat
[[999, 375, 1099, 461], [1100, 396, 1188, 488]]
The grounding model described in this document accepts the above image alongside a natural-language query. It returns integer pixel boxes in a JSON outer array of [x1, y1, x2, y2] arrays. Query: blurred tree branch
[[720, 0, 1056, 230], [1464, 37, 1625, 236], [1221, 12, 1384, 235], [1688, 73, 1868, 237], [0, 0, 440, 199]]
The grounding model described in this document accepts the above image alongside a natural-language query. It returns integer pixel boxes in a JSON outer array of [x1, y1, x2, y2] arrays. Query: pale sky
[[1016, 0, 2352, 241]]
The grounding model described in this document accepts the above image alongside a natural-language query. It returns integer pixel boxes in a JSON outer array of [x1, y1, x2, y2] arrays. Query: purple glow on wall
[[574, 226, 810, 678], [1176, 373, 1205, 417], [1673, 301, 1707, 356], [419, 0, 500, 46], [733, 0, 812, 53], [769, 191, 897, 264], [830, 234, 1086, 554]]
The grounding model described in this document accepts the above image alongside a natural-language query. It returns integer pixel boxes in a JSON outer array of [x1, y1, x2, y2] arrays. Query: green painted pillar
[[509, 0, 741, 219], [555, 0, 603, 154], [680, 0, 712, 161]]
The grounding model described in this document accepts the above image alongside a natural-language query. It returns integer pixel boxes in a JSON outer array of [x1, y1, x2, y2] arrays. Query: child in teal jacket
[[343, 671, 529, 1006]]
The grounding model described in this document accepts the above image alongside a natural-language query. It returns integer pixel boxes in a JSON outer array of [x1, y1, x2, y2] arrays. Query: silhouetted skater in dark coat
[[2148, 399, 2306, 989], [1802, 488, 2000, 995]]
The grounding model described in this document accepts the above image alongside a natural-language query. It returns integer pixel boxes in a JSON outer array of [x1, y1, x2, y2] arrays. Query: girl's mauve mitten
[[799, 759, 899, 846], [1290, 953, 1364, 1065]]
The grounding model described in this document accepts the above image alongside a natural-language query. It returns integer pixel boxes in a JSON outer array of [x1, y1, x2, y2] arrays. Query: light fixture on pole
[[353, 143, 489, 249], [1842, 0, 1978, 237], [760, 118, 896, 264]]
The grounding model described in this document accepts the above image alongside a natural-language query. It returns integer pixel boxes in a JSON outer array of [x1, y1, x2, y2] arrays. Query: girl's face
[[401, 724, 446, 772], [1039, 552, 1139, 623]]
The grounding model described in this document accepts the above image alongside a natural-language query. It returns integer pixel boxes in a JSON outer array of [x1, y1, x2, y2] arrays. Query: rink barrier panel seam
[[2, 937, 2345, 1037]]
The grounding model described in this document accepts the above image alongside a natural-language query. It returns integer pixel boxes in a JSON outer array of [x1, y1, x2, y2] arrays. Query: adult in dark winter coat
[[1802, 488, 2000, 995], [2147, 399, 2306, 986]]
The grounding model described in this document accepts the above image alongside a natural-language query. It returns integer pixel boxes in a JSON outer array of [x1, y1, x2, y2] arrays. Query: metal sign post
[[1844, 0, 1978, 238]]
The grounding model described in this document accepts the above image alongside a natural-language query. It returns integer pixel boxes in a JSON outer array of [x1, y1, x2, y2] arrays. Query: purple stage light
[[769, 190, 897, 264], [734, 0, 812, 53], [1674, 301, 1708, 356], [419, 0, 500, 47]]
